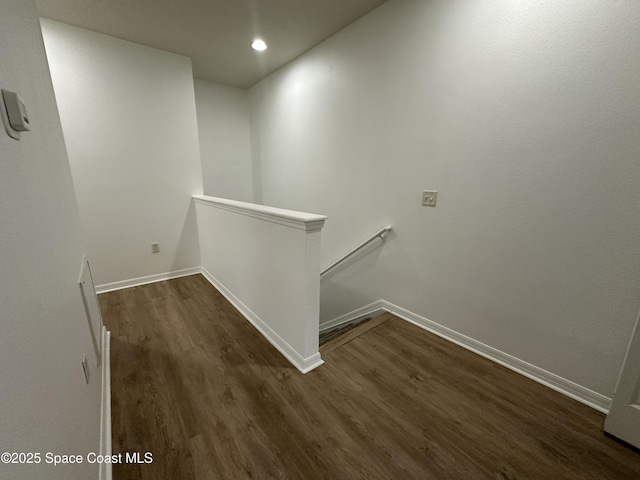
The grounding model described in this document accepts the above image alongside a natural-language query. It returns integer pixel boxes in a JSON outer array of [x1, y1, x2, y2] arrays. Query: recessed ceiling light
[[251, 39, 267, 51]]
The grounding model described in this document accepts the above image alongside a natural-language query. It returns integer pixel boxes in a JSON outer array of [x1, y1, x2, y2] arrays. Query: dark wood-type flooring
[[99, 274, 640, 479]]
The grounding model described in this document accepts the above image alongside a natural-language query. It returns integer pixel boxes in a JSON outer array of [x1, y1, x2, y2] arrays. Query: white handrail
[[321, 226, 392, 277]]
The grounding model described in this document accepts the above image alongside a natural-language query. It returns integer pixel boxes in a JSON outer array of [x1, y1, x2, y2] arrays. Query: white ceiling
[[36, 0, 387, 89]]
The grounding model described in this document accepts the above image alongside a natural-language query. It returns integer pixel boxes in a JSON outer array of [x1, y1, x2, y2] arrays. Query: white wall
[[249, 0, 640, 397], [194, 79, 253, 202], [0, 1, 101, 478], [41, 19, 203, 287], [195, 195, 325, 372]]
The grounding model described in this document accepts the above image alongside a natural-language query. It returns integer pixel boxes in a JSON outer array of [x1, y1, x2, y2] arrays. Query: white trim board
[[95, 267, 201, 294], [193, 195, 327, 232], [321, 299, 611, 414], [200, 267, 324, 374], [99, 326, 112, 480]]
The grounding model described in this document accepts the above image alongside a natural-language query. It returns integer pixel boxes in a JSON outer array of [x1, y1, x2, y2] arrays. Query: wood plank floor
[[99, 274, 640, 480]]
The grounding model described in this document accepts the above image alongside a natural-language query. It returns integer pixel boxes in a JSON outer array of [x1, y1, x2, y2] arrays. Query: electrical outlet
[[151, 242, 160, 253], [81, 354, 90, 384], [422, 190, 438, 207]]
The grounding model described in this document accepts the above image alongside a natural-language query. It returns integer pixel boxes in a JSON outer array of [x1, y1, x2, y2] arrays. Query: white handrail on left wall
[[321, 226, 392, 277]]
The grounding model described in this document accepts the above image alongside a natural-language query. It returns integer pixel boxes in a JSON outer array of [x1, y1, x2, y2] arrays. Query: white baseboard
[[320, 300, 387, 332], [324, 300, 612, 414], [99, 326, 112, 480], [200, 267, 324, 374], [95, 267, 201, 294]]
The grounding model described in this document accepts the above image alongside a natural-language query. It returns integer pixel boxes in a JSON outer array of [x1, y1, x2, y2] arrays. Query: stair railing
[[320, 226, 392, 277]]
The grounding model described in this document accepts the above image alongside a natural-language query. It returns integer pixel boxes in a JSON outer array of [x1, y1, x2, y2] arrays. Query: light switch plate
[[422, 190, 438, 207]]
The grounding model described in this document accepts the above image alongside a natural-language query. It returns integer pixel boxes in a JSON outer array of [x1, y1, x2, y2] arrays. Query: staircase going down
[[319, 313, 392, 355]]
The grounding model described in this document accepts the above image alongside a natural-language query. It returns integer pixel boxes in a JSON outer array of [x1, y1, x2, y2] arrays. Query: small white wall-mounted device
[[1, 87, 30, 140]]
